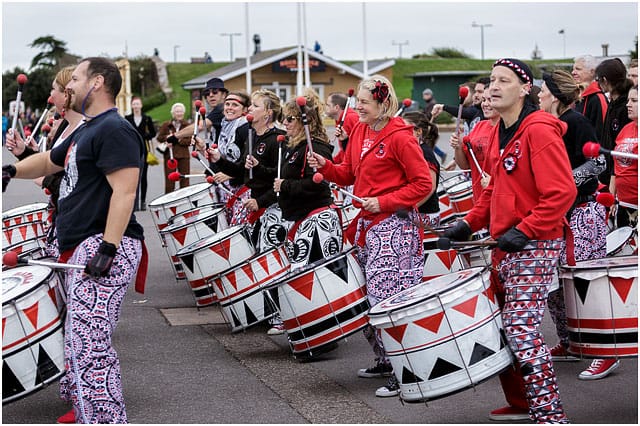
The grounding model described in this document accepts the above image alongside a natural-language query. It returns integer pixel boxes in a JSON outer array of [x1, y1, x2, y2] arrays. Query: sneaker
[[375, 375, 400, 398], [550, 343, 580, 362], [488, 406, 530, 421], [267, 323, 286, 335], [578, 358, 620, 380], [357, 362, 393, 378], [56, 409, 75, 424]]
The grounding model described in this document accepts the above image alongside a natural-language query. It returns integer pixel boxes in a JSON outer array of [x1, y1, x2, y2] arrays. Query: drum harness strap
[[286, 205, 338, 241]]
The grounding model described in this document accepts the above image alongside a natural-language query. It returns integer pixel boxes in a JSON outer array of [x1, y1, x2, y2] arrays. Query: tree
[[29, 35, 68, 70], [3, 67, 55, 112], [430, 47, 471, 59], [630, 36, 638, 60]]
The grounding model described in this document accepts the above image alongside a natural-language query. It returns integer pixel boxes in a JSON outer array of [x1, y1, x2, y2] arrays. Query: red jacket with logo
[[465, 110, 577, 240], [462, 119, 498, 202], [320, 117, 432, 220], [613, 121, 638, 206]]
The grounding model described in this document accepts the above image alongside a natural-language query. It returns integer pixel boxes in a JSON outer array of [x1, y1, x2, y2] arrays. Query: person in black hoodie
[[273, 88, 341, 271]]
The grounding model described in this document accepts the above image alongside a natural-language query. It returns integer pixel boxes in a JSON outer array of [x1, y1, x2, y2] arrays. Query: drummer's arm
[[416, 167, 437, 207], [13, 151, 63, 179], [102, 167, 139, 247]]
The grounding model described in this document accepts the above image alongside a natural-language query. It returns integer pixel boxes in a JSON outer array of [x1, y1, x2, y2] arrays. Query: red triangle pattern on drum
[[48, 287, 58, 307], [23, 301, 39, 329], [288, 272, 314, 301], [273, 249, 284, 267], [257, 254, 270, 275], [172, 228, 188, 246], [610, 277, 635, 304], [384, 323, 408, 345], [5, 228, 13, 243], [482, 285, 496, 304], [210, 239, 232, 260], [241, 262, 255, 283], [213, 277, 224, 294], [170, 206, 177, 216], [436, 250, 457, 269], [452, 295, 478, 318], [2, 318, 5, 339], [413, 311, 445, 334], [226, 270, 239, 291], [19, 225, 28, 240]]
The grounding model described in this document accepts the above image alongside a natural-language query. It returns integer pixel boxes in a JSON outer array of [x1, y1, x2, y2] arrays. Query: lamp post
[[391, 40, 409, 59], [471, 21, 492, 60], [220, 32, 242, 62], [173, 45, 180, 63]]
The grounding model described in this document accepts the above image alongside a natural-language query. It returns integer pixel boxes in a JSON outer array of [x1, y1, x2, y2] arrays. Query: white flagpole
[[245, 3, 252, 94]]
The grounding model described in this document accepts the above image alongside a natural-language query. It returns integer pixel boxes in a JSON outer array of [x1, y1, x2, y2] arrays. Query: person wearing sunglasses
[[273, 89, 341, 272], [176, 77, 228, 147]]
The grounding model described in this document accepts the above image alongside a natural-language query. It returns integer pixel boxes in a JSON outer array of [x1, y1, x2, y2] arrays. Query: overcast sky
[[2, 1, 638, 73]]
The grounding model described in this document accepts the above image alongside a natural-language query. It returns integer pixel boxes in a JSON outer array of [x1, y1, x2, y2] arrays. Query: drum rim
[[2, 265, 56, 306], [166, 202, 226, 225], [148, 182, 214, 207], [212, 244, 289, 280], [175, 224, 253, 257], [264, 246, 359, 290], [560, 255, 638, 270], [160, 207, 226, 233], [369, 266, 488, 316], [2, 203, 50, 219]]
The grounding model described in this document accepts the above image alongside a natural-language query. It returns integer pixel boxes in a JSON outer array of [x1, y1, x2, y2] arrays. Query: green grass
[[146, 62, 229, 123]]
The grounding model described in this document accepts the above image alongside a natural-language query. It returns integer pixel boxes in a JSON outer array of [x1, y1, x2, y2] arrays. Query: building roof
[[182, 46, 395, 90]]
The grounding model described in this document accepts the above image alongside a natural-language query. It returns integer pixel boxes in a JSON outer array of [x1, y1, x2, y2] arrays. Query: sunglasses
[[203, 89, 220, 96], [284, 115, 300, 123]]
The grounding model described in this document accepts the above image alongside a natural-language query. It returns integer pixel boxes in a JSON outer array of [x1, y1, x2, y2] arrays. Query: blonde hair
[[548, 70, 580, 115], [358, 74, 398, 122], [252, 89, 283, 123], [54, 65, 75, 91], [283, 88, 329, 148]]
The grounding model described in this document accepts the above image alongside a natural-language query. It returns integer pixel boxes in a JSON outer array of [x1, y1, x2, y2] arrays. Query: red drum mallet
[[583, 141, 638, 161], [190, 151, 235, 197], [8, 74, 28, 151], [454, 86, 469, 136], [394, 98, 413, 117], [276, 135, 285, 197], [3, 250, 84, 271], [246, 114, 254, 179]]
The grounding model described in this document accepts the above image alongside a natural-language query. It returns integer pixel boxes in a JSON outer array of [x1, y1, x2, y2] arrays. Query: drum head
[[2, 203, 49, 220], [370, 267, 485, 315], [162, 207, 225, 233], [606, 227, 634, 254], [2, 265, 53, 304], [149, 183, 212, 207]]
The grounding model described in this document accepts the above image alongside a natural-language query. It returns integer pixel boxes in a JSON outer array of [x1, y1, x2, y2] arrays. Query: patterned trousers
[[357, 212, 423, 366], [549, 201, 607, 346], [494, 239, 568, 424], [59, 234, 142, 424]]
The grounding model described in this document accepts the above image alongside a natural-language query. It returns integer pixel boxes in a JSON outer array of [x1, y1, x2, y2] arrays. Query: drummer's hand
[[361, 197, 381, 213], [444, 160, 457, 171], [307, 152, 327, 169], [431, 104, 444, 118], [25, 136, 39, 151], [84, 240, 117, 278], [213, 172, 230, 184], [245, 155, 258, 170], [443, 220, 472, 241], [449, 132, 461, 150], [480, 173, 491, 188], [5, 129, 26, 156], [243, 198, 259, 212], [273, 178, 283, 193], [207, 145, 221, 162], [335, 126, 347, 141], [497, 227, 530, 253]]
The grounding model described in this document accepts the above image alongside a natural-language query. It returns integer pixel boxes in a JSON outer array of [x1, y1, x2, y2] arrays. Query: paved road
[[2, 139, 637, 424]]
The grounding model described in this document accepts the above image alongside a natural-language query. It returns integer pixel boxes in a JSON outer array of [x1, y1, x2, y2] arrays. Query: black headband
[[542, 73, 574, 106]]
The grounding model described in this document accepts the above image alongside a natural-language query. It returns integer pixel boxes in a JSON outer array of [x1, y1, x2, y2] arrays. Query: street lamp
[[173, 45, 180, 63], [220, 32, 242, 62], [471, 21, 493, 60], [392, 40, 409, 59]]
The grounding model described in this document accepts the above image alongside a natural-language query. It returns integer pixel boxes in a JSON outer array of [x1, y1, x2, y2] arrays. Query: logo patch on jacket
[[374, 142, 386, 159], [288, 151, 299, 164], [257, 142, 266, 155]]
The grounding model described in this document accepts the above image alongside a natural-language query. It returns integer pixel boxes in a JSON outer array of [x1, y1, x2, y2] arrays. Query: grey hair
[[170, 102, 186, 115], [574, 54, 598, 71]]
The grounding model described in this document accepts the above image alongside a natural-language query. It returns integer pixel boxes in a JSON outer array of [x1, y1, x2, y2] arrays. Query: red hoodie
[[462, 119, 497, 202], [613, 121, 638, 206], [320, 117, 432, 220], [465, 110, 577, 240], [333, 108, 360, 164]]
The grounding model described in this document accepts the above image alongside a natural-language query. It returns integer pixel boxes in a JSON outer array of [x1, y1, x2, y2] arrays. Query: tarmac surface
[[1, 138, 638, 424]]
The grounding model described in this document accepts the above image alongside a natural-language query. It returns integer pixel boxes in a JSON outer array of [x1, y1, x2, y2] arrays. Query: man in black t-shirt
[[3, 57, 145, 424]]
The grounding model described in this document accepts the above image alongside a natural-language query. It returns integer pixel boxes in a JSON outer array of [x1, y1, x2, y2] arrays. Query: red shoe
[[578, 358, 620, 380], [56, 409, 75, 424], [489, 406, 530, 421], [549, 343, 580, 362]]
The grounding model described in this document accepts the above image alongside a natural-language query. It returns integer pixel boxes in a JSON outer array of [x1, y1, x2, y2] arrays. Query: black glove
[[85, 241, 117, 278], [497, 227, 530, 253], [3, 165, 16, 192], [443, 220, 472, 241], [167, 135, 179, 145]]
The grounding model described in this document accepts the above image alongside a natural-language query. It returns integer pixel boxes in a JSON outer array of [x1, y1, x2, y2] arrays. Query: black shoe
[[358, 362, 393, 378]]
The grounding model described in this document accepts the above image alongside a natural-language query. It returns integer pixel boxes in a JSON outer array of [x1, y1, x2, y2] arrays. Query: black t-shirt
[[207, 104, 224, 144], [418, 144, 440, 214], [50, 108, 144, 251], [559, 109, 599, 195]]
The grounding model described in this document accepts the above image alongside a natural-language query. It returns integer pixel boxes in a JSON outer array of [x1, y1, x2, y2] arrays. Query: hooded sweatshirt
[[465, 110, 577, 240], [319, 117, 432, 220]]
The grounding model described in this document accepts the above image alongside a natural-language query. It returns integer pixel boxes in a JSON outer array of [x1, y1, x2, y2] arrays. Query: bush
[[141, 91, 167, 112]]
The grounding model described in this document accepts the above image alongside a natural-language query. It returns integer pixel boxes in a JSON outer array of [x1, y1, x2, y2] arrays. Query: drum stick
[[464, 139, 487, 178], [393, 98, 413, 117], [192, 100, 202, 151], [199, 107, 208, 148], [246, 114, 254, 179], [327, 181, 365, 204], [9, 74, 28, 151], [168, 172, 207, 181], [396, 209, 442, 236], [276, 135, 285, 197], [454, 86, 469, 137], [29, 97, 53, 146], [437, 237, 497, 251], [296, 96, 316, 171], [190, 151, 235, 197], [583, 141, 638, 161], [332, 88, 355, 148], [3, 251, 84, 270]]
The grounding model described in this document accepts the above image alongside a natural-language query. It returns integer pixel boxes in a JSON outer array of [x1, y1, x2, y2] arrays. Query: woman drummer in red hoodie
[[444, 59, 576, 423], [308, 74, 433, 398]]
